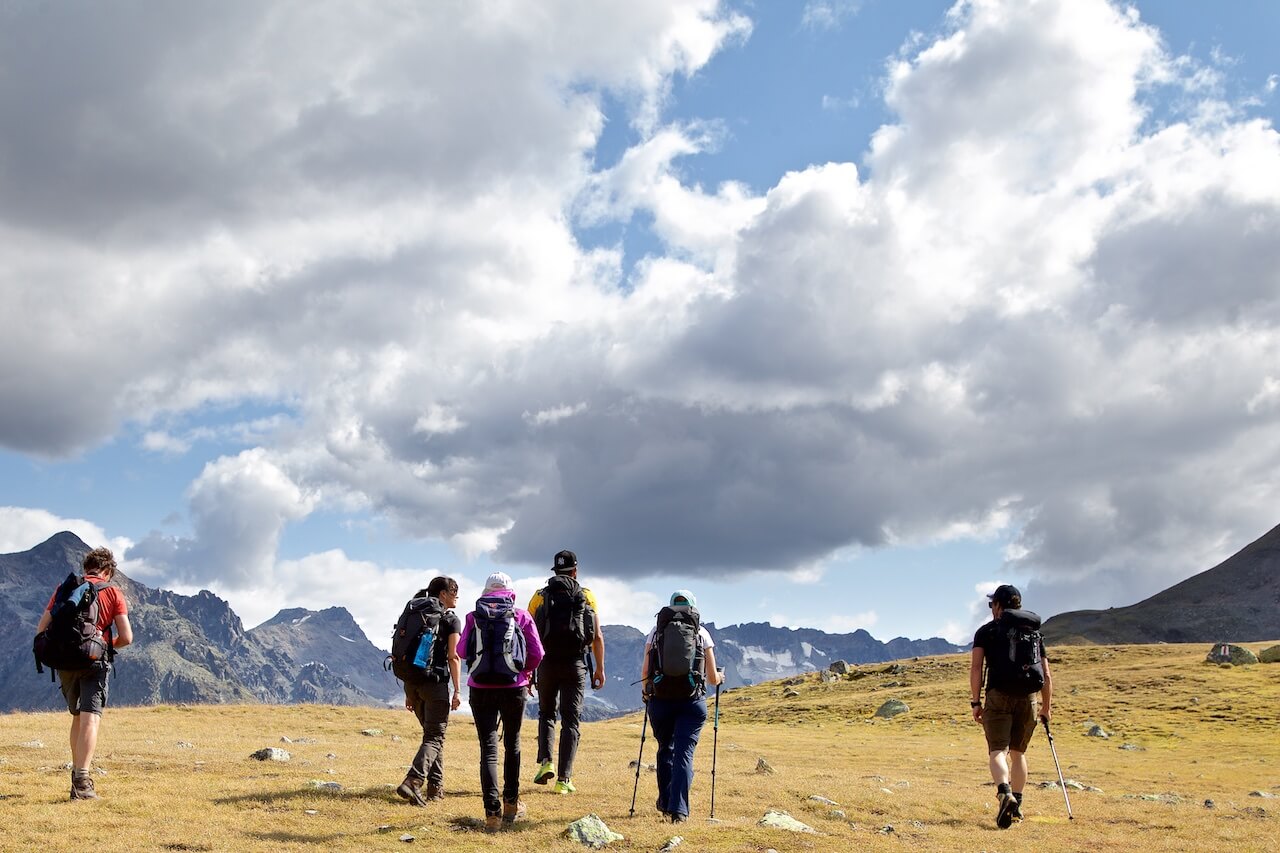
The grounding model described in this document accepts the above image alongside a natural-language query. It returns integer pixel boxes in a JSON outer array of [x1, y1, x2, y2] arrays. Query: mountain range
[[1, 532, 964, 717], [1042, 522, 1280, 644]]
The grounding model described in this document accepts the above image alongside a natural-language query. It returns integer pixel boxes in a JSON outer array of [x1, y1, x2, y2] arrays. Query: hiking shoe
[[553, 779, 576, 795], [533, 761, 555, 784], [484, 814, 502, 833], [502, 798, 526, 825], [996, 792, 1018, 829], [424, 782, 444, 802], [671, 814, 687, 824], [395, 774, 427, 806], [1009, 795, 1024, 823], [70, 774, 99, 801]]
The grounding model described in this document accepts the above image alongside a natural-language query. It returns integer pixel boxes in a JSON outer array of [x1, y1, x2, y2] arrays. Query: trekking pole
[[1040, 716, 1074, 820], [710, 678, 721, 819], [629, 699, 650, 817]]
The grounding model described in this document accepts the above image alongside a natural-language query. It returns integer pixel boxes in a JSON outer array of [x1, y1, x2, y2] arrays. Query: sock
[[73, 768, 89, 780], [1014, 792, 1023, 804], [997, 782, 1012, 795]]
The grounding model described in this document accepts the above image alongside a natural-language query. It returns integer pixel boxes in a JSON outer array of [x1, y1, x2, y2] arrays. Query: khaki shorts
[[982, 689, 1037, 753], [59, 663, 110, 716]]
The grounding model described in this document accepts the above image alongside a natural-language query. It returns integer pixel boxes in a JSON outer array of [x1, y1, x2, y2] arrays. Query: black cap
[[987, 584, 1021, 607], [553, 550, 578, 573]]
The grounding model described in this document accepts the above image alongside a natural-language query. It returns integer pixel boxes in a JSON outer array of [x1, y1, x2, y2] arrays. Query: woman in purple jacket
[[457, 571, 544, 832]]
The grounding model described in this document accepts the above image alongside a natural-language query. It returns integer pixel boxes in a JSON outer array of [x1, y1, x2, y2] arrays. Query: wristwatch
[[970, 700, 981, 707]]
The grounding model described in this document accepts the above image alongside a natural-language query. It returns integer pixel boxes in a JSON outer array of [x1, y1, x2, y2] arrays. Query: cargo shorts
[[59, 662, 110, 716], [982, 688, 1037, 753]]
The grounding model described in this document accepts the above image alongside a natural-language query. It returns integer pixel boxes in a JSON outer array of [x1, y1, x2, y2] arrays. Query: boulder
[[1085, 724, 1109, 738], [755, 757, 776, 775], [1259, 645, 1280, 664], [565, 814, 623, 848], [250, 747, 291, 762], [874, 699, 909, 719], [758, 810, 817, 834], [829, 660, 850, 675], [1204, 644, 1259, 665]]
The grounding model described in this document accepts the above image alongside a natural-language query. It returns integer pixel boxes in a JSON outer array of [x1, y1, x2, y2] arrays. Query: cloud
[[3, 0, 1280, 618], [0, 507, 127, 557]]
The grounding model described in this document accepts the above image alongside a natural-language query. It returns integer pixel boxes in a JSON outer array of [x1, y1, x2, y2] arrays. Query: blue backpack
[[466, 595, 527, 685]]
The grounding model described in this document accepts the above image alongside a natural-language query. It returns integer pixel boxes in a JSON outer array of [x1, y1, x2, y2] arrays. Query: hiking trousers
[[536, 658, 587, 780], [648, 695, 708, 820], [405, 680, 451, 787], [469, 686, 527, 815]]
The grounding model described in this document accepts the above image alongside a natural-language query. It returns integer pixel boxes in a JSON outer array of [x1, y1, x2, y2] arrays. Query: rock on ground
[[249, 748, 291, 762], [759, 810, 817, 833], [1260, 645, 1280, 664], [874, 700, 909, 719], [1204, 643, 1259, 665], [565, 814, 624, 848]]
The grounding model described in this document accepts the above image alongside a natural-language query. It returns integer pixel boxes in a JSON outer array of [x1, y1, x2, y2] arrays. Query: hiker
[[458, 571, 544, 832], [390, 576, 463, 806], [527, 549, 605, 794], [640, 589, 723, 824], [970, 584, 1053, 829], [33, 546, 133, 800]]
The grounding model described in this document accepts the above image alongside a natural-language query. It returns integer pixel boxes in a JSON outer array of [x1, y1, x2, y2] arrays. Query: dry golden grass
[[2, 642, 1279, 852]]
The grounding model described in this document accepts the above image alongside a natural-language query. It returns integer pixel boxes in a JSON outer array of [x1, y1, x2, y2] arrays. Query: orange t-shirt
[[45, 574, 129, 639]]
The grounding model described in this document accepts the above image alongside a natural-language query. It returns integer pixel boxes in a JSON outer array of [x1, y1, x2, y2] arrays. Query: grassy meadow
[[2, 642, 1278, 852]]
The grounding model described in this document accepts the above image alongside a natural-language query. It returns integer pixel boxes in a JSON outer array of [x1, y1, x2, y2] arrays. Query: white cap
[[484, 571, 513, 592]]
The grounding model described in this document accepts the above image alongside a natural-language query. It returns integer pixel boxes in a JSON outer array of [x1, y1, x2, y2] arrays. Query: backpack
[[465, 595, 527, 686], [387, 593, 448, 684], [648, 606, 704, 701], [990, 609, 1045, 694], [534, 575, 596, 661], [33, 573, 114, 676]]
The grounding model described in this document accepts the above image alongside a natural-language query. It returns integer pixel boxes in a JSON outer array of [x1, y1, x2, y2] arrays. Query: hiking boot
[[553, 779, 576, 795], [1009, 794, 1024, 823], [996, 792, 1018, 829], [395, 774, 427, 806], [533, 761, 555, 784], [484, 814, 502, 833], [424, 782, 444, 802], [501, 798, 526, 825], [671, 814, 687, 824], [70, 773, 99, 801]]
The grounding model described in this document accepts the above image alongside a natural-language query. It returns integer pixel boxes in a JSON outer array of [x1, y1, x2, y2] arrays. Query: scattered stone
[[399, 833, 415, 842], [1204, 799, 1215, 809], [847, 670, 869, 681], [61, 762, 74, 770], [755, 757, 775, 775], [1239, 806, 1268, 818], [280, 736, 293, 744], [1249, 791, 1277, 799], [1063, 779, 1086, 791], [758, 810, 817, 834], [894, 780, 910, 788], [1205, 643, 1259, 665], [360, 729, 383, 737], [1191, 697, 1200, 705], [1136, 793, 1182, 805], [1039, 781, 1061, 790], [176, 741, 194, 749], [878, 824, 895, 834], [1118, 743, 1144, 751], [304, 809, 318, 815], [378, 825, 392, 832], [807, 795, 839, 806], [782, 688, 800, 698], [19, 741, 44, 749], [874, 699, 909, 719], [882, 663, 906, 675], [832, 809, 847, 818], [1259, 644, 1280, 664], [564, 814, 624, 848], [391, 735, 402, 743], [627, 760, 656, 772], [829, 660, 850, 675], [293, 737, 319, 744], [1085, 724, 1110, 738], [326, 753, 338, 759], [249, 748, 291, 762], [659, 837, 683, 852], [819, 670, 838, 683], [862, 775, 887, 783], [880, 788, 894, 795], [308, 780, 343, 792]]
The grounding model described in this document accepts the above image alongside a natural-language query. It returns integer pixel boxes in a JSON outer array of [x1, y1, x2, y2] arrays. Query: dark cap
[[552, 550, 578, 573], [987, 584, 1021, 607]]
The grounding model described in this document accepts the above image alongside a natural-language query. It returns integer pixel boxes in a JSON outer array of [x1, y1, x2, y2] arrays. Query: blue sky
[[2, 0, 1278, 650]]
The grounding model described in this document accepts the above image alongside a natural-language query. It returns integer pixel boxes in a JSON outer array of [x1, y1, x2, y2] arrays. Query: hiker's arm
[[112, 613, 134, 648], [590, 628, 605, 690], [35, 610, 51, 634], [447, 633, 462, 711], [640, 642, 652, 700], [1038, 650, 1052, 722], [969, 647, 984, 722], [704, 646, 723, 686]]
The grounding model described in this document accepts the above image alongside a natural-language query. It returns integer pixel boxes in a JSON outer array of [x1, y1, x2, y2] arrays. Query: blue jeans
[[648, 696, 707, 819]]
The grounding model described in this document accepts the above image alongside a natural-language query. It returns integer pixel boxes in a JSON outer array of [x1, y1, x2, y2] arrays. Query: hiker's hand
[[971, 704, 982, 723], [591, 667, 605, 690], [1040, 707, 1052, 723], [451, 693, 462, 711], [405, 700, 413, 712]]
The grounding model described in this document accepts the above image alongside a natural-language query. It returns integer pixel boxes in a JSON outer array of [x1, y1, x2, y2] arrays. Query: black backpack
[[465, 595, 528, 685], [648, 606, 704, 701], [990, 608, 1045, 694], [388, 593, 448, 684], [33, 573, 115, 676], [534, 575, 596, 661]]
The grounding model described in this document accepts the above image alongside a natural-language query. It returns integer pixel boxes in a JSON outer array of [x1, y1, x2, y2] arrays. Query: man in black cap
[[527, 549, 605, 794], [970, 584, 1053, 829]]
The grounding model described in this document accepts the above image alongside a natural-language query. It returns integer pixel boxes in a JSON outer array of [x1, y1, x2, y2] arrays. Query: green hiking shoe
[[533, 761, 555, 785], [553, 779, 576, 795]]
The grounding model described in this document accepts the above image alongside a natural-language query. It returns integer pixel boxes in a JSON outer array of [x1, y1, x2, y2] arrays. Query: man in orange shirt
[[35, 546, 134, 800]]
